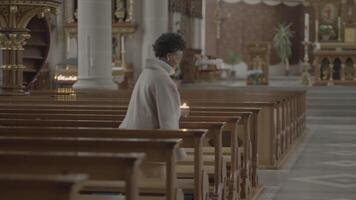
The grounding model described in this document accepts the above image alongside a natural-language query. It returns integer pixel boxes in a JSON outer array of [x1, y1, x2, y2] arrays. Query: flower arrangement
[[319, 24, 336, 40]]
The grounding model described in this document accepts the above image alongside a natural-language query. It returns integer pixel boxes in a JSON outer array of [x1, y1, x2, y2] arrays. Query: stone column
[[141, 0, 169, 69], [64, 0, 75, 23], [192, 18, 202, 50], [201, 0, 207, 55], [73, 0, 116, 90]]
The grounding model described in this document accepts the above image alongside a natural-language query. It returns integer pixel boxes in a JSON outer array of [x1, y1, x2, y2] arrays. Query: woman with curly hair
[[120, 33, 186, 130]]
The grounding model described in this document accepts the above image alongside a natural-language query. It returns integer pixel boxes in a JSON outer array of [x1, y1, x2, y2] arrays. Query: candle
[[180, 102, 190, 118], [121, 35, 125, 52], [315, 42, 321, 50], [180, 102, 189, 109], [315, 19, 319, 42], [304, 13, 310, 42], [338, 16, 341, 41]]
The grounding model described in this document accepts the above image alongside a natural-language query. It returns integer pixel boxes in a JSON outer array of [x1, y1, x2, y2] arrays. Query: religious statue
[[321, 3, 336, 23], [115, 0, 126, 22]]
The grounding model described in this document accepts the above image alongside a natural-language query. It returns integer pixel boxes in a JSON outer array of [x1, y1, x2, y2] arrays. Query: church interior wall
[[206, 0, 306, 65]]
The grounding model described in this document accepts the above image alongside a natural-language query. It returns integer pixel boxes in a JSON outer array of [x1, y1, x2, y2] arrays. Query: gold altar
[[307, 0, 356, 85]]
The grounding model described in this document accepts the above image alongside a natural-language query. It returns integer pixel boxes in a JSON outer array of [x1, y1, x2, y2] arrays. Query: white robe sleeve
[[153, 78, 181, 130]]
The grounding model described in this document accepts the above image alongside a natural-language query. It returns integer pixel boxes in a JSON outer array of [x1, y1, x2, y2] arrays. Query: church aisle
[[259, 86, 356, 200]]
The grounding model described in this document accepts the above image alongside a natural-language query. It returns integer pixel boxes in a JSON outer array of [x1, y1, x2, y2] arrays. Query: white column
[[315, 19, 319, 43], [64, 0, 75, 23], [141, 0, 169, 70], [193, 18, 202, 49], [73, 0, 116, 90], [201, 0, 206, 55], [304, 13, 309, 42]]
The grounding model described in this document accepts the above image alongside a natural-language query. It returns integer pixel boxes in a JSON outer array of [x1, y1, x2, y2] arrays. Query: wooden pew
[[182, 116, 241, 200], [0, 88, 305, 200], [183, 101, 284, 169], [185, 111, 256, 199], [0, 136, 181, 200], [0, 111, 228, 200], [188, 107, 261, 186], [0, 127, 207, 200], [0, 99, 291, 169], [0, 174, 88, 200], [0, 151, 144, 200], [0, 106, 246, 200], [0, 118, 225, 200], [181, 89, 306, 148]]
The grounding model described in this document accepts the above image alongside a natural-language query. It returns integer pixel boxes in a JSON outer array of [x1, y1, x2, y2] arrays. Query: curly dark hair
[[153, 33, 186, 58]]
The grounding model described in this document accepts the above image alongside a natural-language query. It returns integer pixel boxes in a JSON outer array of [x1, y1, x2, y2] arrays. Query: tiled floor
[[261, 125, 356, 200], [258, 87, 356, 200]]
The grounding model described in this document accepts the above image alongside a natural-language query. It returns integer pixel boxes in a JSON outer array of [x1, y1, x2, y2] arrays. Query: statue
[[115, 0, 126, 22]]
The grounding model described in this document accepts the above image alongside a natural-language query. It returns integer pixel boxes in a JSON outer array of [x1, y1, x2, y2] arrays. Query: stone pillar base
[[72, 77, 117, 91]]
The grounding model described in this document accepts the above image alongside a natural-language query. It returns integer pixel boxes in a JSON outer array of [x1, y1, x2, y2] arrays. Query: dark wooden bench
[[0, 150, 144, 200], [0, 174, 88, 200]]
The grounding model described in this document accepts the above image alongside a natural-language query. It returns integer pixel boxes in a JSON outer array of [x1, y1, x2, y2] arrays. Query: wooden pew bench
[[0, 88, 306, 200], [0, 106, 248, 200], [0, 127, 208, 200], [0, 150, 144, 200], [0, 114, 234, 200], [186, 111, 258, 199], [0, 118, 226, 200], [0, 136, 182, 200], [0, 174, 88, 200], [181, 89, 306, 152]]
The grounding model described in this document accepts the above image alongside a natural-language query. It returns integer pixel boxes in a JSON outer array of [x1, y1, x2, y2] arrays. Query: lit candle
[[180, 102, 190, 118], [304, 13, 310, 42], [338, 16, 342, 41], [180, 102, 189, 109]]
